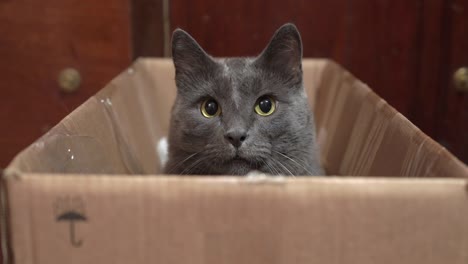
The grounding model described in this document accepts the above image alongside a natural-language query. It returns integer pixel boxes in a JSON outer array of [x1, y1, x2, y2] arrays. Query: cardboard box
[[1, 59, 467, 264]]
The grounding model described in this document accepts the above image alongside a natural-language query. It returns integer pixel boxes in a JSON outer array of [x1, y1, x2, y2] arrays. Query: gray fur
[[165, 23, 324, 176]]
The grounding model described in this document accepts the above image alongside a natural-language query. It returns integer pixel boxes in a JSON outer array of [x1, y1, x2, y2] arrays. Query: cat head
[[166, 23, 322, 175]]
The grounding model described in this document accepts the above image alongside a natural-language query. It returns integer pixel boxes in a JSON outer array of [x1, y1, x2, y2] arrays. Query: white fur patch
[[246, 170, 286, 183], [246, 170, 269, 179], [157, 137, 169, 170]]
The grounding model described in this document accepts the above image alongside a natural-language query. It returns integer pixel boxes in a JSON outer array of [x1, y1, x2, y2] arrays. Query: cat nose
[[225, 129, 247, 148]]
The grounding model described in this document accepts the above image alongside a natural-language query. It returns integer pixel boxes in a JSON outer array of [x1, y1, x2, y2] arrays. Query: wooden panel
[[413, 0, 445, 137], [435, 0, 468, 162], [131, 0, 166, 57], [0, 0, 132, 167]]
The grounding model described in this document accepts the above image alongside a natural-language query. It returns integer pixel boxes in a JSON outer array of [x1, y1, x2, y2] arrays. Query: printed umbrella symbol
[[57, 211, 87, 247]]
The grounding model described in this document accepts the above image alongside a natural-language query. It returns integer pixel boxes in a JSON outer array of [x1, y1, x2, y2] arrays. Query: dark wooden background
[[0, 0, 467, 262], [0, 0, 467, 170]]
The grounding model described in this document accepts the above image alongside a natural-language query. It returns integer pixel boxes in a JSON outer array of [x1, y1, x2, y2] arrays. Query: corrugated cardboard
[[2, 59, 467, 264]]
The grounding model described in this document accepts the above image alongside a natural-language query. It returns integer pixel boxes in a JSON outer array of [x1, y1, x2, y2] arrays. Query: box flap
[[6, 175, 468, 264], [310, 61, 467, 177], [7, 59, 176, 175]]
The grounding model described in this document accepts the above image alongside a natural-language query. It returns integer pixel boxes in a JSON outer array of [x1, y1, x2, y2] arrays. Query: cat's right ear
[[171, 29, 216, 76]]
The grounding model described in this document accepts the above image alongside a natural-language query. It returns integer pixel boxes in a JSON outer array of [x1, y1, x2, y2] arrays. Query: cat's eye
[[201, 98, 221, 118], [255, 96, 276, 116]]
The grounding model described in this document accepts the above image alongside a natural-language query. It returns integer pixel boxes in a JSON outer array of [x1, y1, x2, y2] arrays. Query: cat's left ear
[[254, 23, 303, 83]]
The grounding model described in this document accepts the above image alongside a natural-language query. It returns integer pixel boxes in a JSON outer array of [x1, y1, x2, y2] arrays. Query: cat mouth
[[230, 154, 259, 168], [223, 153, 262, 174], [232, 154, 247, 162], [230, 154, 249, 164], [229, 152, 254, 164]]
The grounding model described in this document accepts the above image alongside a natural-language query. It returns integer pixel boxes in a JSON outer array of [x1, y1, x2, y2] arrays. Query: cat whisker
[[269, 156, 295, 177], [264, 160, 280, 176], [179, 155, 212, 175], [179, 158, 203, 175], [166, 152, 201, 174], [273, 150, 313, 176], [272, 162, 290, 177]]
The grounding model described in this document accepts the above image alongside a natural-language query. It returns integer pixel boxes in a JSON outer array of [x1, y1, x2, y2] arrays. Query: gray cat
[[163, 23, 324, 176]]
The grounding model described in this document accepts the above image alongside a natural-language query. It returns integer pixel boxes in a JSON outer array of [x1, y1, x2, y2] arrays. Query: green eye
[[201, 98, 221, 118], [255, 96, 276, 116]]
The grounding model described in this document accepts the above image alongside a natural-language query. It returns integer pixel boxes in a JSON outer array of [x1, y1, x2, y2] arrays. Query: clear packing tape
[[6, 59, 468, 178]]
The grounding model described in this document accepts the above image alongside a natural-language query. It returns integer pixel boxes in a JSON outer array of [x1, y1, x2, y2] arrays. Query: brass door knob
[[58, 68, 81, 93], [453, 67, 468, 93]]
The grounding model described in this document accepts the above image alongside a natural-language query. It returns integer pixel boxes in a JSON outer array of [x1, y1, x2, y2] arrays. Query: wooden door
[[170, 0, 468, 163], [0, 0, 132, 167]]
